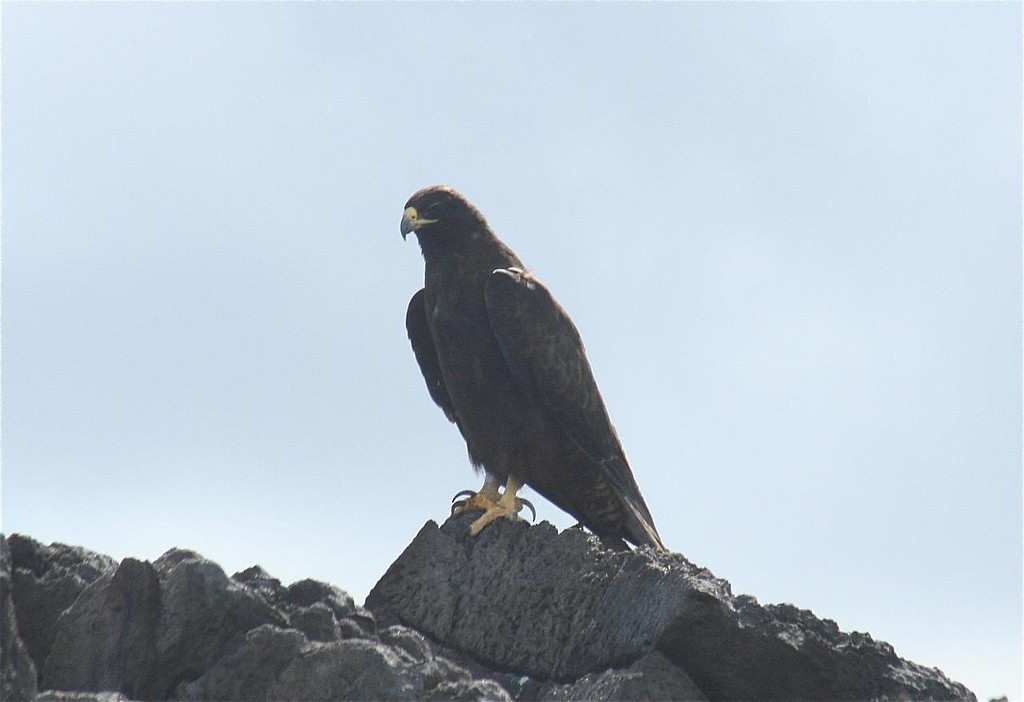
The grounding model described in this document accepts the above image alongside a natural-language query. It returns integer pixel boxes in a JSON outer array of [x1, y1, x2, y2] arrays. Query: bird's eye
[[427, 202, 444, 216]]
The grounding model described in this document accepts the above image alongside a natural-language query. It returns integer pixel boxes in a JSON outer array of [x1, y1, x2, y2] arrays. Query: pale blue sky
[[2, 4, 1020, 700]]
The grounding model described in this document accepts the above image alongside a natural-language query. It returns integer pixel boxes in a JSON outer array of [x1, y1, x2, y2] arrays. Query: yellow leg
[[468, 476, 527, 536]]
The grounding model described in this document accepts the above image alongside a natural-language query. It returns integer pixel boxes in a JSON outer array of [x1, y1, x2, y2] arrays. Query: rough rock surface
[[3, 521, 975, 702], [5, 533, 508, 702], [7, 534, 117, 687], [367, 513, 976, 701], [2, 536, 38, 701]]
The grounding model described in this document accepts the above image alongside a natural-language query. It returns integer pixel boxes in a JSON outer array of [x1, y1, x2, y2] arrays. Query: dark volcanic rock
[[33, 693, 131, 702], [43, 558, 161, 698], [366, 517, 695, 682], [181, 622, 512, 701], [42, 549, 285, 699], [6, 524, 975, 702], [150, 549, 286, 698], [7, 534, 117, 680], [9, 535, 511, 701], [2, 535, 38, 701], [230, 565, 368, 642], [536, 651, 706, 701], [366, 513, 976, 701], [177, 624, 308, 700], [263, 636, 501, 702], [664, 596, 971, 701]]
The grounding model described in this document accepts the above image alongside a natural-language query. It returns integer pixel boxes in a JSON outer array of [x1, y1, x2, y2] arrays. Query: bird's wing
[[406, 289, 458, 425], [484, 268, 645, 504]]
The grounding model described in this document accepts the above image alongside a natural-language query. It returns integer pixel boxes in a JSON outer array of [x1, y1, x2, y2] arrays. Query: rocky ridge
[[2, 515, 976, 701]]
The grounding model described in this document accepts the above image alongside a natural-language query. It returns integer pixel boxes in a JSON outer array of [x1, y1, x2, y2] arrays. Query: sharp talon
[[451, 487, 500, 518], [451, 478, 530, 533]]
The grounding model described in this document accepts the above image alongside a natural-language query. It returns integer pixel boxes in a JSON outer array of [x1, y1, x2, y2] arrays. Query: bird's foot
[[466, 490, 536, 536], [451, 477, 535, 536], [451, 489, 500, 516]]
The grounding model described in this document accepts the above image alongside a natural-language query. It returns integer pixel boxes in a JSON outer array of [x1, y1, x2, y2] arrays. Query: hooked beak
[[401, 207, 437, 240]]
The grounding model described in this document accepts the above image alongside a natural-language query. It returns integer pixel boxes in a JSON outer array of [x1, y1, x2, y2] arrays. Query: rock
[[23, 539, 510, 701], [266, 634, 513, 702], [149, 549, 285, 698], [536, 651, 706, 701], [1, 535, 37, 701], [230, 566, 368, 642], [178, 624, 308, 701], [423, 679, 513, 702], [184, 622, 511, 702], [366, 513, 976, 701], [41, 549, 285, 699], [7, 534, 117, 678], [379, 625, 434, 663], [43, 558, 161, 698], [287, 601, 340, 642], [663, 596, 974, 701], [269, 638, 419, 701], [33, 692, 131, 702], [7, 523, 976, 702], [365, 516, 720, 682]]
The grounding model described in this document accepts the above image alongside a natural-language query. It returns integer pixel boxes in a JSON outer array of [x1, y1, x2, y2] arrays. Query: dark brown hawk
[[401, 185, 664, 550]]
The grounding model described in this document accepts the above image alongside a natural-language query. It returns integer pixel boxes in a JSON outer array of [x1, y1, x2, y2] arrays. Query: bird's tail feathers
[[624, 500, 666, 551], [600, 455, 666, 551]]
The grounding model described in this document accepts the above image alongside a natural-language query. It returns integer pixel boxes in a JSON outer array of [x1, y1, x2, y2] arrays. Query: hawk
[[402, 185, 664, 550]]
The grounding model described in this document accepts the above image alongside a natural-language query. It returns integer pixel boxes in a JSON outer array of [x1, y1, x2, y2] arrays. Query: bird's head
[[400, 185, 488, 242]]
